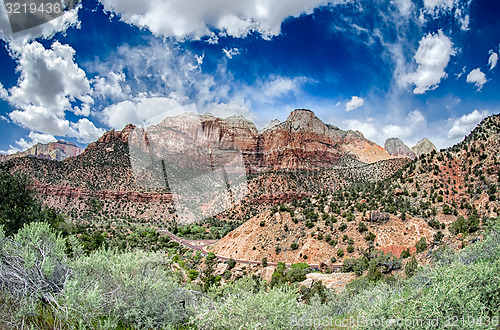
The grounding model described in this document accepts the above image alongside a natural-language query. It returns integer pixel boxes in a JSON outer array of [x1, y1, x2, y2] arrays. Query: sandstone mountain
[[0, 140, 84, 162], [411, 138, 437, 156], [2, 109, 405, 228], [130, 109, 392, 175], [384, 137, 416, 160]]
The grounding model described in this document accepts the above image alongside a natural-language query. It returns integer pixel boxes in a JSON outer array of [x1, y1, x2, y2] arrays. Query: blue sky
[[0, 0, 499, 154]]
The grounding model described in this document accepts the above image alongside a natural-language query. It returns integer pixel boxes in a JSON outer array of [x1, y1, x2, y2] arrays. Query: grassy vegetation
[[2, 192, 498, 329]]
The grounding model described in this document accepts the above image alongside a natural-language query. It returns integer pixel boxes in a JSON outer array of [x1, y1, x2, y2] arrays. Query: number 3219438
[[5, 2, 62, 14], [445, 315, 499, 328]]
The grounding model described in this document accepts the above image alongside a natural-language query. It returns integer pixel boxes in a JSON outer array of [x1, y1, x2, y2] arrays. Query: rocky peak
[[384, 138, 416, 160], [97, 124, 136, 144], [286, 109, 324, 131], [260, 119, 281, 133], [411, 138, 437, 156]]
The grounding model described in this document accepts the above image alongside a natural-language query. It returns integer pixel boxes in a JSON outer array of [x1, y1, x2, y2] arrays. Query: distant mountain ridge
[[0, 141, 84, 162], [384, 137, 416, 160], [411, 138, 437, 156], [129, 109, 394, 176]]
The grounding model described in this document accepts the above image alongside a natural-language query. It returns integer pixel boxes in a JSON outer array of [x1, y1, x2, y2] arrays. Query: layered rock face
[[384, 138, 416, 160], [259, 109, 391, 171], [130, 109, 392, 175], [0, 141, 84, 162], [411, 138, 437, 156]]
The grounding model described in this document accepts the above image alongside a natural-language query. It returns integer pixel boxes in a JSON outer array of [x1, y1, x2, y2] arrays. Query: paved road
[[159, 229, 343, 270]]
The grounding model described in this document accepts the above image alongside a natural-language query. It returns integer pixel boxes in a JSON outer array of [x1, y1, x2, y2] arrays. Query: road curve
[[159, 229, 343, 270]]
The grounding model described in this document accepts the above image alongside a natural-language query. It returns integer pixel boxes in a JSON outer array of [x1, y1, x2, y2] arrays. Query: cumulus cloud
[[382, 110, 426, 138], [404, 30, 455, 94], [1, 132, 57, 155], [488, 52, 498, 70], [342, 118, 378, 141], [98, 0, 346, 40], [102, 97, 190, 129], [8, 41, 93, 117], [345, 96, 364, 112], [92, 71, 131, 101], [447, 109, 491, 140], [4, 41, 105, 143], [466, 68, 487, 91]]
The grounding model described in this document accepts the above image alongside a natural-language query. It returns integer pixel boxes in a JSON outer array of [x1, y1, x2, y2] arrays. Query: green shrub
[[365, 232, 376, 241], [400, 248, 411, 259], [337, 249, 344, 258], [64, 249, 192, 328], [416, 237, 427, 253], [405, 255, 418, 277], [358, 221, 368, 233]]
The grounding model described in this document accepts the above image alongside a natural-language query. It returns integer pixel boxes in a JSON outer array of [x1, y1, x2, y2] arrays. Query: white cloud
[[222, 48, 240, 59], [70, 118, 106, 143], [447, 109, 491, 140], [8, 41, 93, 117], [102, 97, 189, 129], [466, 68, 487, 91], [404, 30, 455, 94], [488, 52, 498, 70], [207, 102, 255, 121], [0, 82, 7, 100], [423, 0, 454, 12], [345, 96, 364, 112], [92, 71, 131, 101], [1, 132, 57, 155], [98, 0, 346, 40], [382, 110, 426, 138], [421, 0, 470, 31], [342, 118, 378, 141], [383, 124, 410, 138], [4, 40, 103, 143], [27, 132, 58, 145], [261, 76, 303, 99], [9, 105, 74, 136], [236, 75, 305, 106], [393, 0, 414, 16]]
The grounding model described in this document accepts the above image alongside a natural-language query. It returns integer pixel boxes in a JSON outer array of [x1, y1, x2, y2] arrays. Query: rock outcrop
[[411, 138, 437, 156], [260, 119, 280, 133], [0, 140, 84, 162], [259, 109, 392, 170], [384, 138, 416, 160], [127, 109, 392, 175]]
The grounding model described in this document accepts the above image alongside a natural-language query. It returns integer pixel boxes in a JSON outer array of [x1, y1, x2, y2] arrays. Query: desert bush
[[63, 249, 199, 328], [0, 222, 72, 313], [192, 286, 301, 329], [416, 237, 427, 253]]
